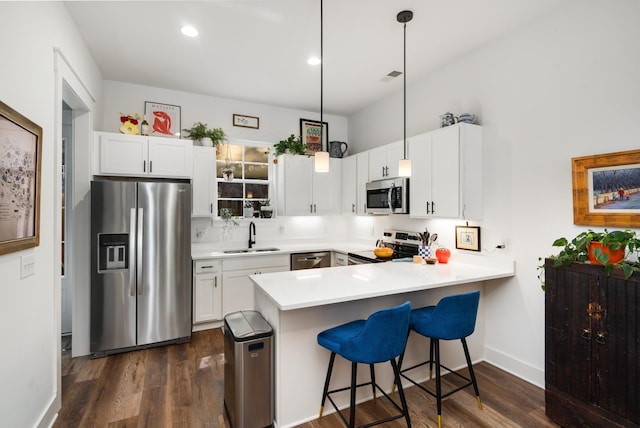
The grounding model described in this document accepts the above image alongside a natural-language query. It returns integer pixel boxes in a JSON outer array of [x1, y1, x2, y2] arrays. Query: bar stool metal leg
[[369, 364, 376, 400], [319, 352, 337, 417], [462, 338, 483, 410]]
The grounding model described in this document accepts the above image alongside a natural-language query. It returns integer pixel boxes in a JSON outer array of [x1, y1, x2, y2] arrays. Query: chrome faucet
[[248, 221, 256, 248]]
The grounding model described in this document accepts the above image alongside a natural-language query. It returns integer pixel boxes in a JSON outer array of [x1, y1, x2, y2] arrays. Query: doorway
[[61, 101, 72, 348]]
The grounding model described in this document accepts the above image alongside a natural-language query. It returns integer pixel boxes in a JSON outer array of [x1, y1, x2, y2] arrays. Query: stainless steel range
[[347, 229, 421, 264]]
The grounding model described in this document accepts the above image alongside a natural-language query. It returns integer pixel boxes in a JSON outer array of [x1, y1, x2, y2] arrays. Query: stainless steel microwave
[[365, 177, 409, 215]]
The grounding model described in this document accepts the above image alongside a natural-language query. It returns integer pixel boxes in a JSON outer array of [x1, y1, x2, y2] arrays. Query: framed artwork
[[233, 114, 259, 129], [572, 149, 640, 227], [0, 100, 42, 256], [144, 101, 181, 138], [300, 118, 328, 154], [455, 225, 481, 251]]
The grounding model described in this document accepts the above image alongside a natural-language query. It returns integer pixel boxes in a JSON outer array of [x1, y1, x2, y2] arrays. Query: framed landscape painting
[[0, 100, 42, 256], [572, 149, 640, 227]]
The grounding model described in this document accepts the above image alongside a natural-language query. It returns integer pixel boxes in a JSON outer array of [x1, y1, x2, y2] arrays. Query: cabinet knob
[[596, 332, 606, 344], [581, 329, 591, 340]]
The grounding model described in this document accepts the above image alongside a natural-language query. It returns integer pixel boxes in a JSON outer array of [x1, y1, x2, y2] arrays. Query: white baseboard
[[483, 345, 545, 389]]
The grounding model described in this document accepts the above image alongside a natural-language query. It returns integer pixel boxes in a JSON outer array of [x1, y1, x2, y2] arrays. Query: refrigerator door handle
[[137, 208, 144, 295], [129, 208, 136, 297]]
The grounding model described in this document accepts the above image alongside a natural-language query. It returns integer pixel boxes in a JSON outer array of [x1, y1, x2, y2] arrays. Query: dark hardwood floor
[[56, 328, 558, 427]]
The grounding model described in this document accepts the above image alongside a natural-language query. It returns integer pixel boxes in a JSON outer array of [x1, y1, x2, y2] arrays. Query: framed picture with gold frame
[[0, 100, 42, 256], [572, 149, 640, 227], [455, 225, 481, 251]]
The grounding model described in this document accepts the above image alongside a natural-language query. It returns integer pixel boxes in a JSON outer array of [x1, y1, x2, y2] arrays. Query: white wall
[[349, 0, 640, 386], [0, 3, 102, 427], [101, 80, 348, 146]]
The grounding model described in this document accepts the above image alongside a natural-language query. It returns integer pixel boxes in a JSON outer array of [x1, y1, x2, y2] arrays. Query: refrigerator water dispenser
[[98, 233, 129, 272]]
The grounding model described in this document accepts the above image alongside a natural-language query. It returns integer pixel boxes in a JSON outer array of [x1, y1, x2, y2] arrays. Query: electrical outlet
[[21, 254, 35, 279], [196, 228, 207, 238], [279, 226, 285, 235]]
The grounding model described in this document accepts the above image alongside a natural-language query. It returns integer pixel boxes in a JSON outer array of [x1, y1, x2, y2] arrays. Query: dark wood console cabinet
[[545, 259, 639, 427]]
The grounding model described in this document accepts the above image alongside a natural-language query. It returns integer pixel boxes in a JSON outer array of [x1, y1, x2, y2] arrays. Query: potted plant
[[182, 121, 226, 147], [260, 199, 273, 218], [243, 201, 255, 218], [539, 228, 640, 289], [274, 134, 307, 156]]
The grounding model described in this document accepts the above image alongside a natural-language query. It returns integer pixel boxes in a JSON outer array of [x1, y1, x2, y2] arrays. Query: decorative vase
[[243, 207, 254, 218], [435, 248, 451, 264], [200, 137, 214, 147], [418, 245, 431, 258], [587, 241, 625, 265]]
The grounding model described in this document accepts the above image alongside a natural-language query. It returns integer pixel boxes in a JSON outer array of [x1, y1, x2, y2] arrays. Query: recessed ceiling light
[[181, 25, 198, 37], [307, 56, 321, 65]]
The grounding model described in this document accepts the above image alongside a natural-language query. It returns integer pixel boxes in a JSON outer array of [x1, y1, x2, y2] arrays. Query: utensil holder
[[418, 246, 431, 258]]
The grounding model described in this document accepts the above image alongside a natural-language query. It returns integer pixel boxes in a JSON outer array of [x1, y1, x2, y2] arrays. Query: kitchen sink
[[223, 247, 280, 254]]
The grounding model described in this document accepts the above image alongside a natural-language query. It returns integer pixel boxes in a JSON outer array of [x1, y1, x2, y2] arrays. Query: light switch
[[21, 254, 35, 279]]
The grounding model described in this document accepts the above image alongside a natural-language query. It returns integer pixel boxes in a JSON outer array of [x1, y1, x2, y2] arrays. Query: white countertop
[[251, 254, 515, 310], [191, 240, 372, 260]]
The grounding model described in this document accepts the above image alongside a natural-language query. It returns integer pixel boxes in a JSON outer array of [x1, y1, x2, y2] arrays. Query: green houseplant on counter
[[538, 228, 640, 289], [182, 121, 226, 147]]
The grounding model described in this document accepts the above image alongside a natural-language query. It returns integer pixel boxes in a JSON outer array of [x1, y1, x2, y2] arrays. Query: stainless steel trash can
[[224, 310, 273, 428]]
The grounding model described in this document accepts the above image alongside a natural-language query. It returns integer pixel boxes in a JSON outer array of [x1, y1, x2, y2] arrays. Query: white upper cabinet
[[93, 132, 193, 178], [368, 140, 404, 181], [341, 152, 369, 215], [191, 146, 216, 216], [341, 155, 357, 215], [409, 123, 483, 219], [276, 154, 341, 216]]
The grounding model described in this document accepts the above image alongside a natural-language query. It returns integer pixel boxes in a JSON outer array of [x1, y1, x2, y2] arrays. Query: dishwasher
[[290, 251, 331, 270]]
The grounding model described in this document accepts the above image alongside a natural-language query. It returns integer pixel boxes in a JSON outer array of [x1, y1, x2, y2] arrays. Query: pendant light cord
[[320, 0, 324, 146], [403, 19, 406, 159]]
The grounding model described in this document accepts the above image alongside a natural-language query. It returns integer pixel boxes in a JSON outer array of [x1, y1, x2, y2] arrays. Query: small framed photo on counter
[[455, 225, 481, 251]]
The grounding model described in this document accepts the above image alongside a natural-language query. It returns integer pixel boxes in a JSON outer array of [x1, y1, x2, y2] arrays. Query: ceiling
[[65, 0, 564, 116]]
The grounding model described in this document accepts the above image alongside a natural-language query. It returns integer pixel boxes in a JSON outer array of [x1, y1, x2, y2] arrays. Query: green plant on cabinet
[[274, 134, 307, 156], [538, 228, 640, 289]]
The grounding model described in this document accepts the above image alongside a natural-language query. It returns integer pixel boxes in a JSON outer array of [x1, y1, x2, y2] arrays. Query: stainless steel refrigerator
[[90, 179, 192, 356]]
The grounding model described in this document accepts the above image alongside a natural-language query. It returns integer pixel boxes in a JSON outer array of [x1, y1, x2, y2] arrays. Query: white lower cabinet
[[192, 259, 222, 324], [222, 254, 290, 315], [332, 251, 348, 266]]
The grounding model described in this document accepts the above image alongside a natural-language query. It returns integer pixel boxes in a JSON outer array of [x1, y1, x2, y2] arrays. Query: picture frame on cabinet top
[[455, 225, 481, 251], [300, 118, 328, 154], [144, 101, 181, 138], [572, 149, 640, 227], [0, 100, 42, 256]]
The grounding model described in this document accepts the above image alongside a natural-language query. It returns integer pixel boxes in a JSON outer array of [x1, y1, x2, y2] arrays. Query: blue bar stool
[[317, 301, 412, 428], [398, 290, 482, 428]]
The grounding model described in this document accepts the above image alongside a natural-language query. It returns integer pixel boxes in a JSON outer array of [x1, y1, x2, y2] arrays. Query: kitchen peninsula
[[251, 255, 515, 427]]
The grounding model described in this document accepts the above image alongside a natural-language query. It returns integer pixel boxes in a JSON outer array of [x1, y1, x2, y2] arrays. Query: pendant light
[[314, 0, 330, 173], [397, 10, 413, 178]]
